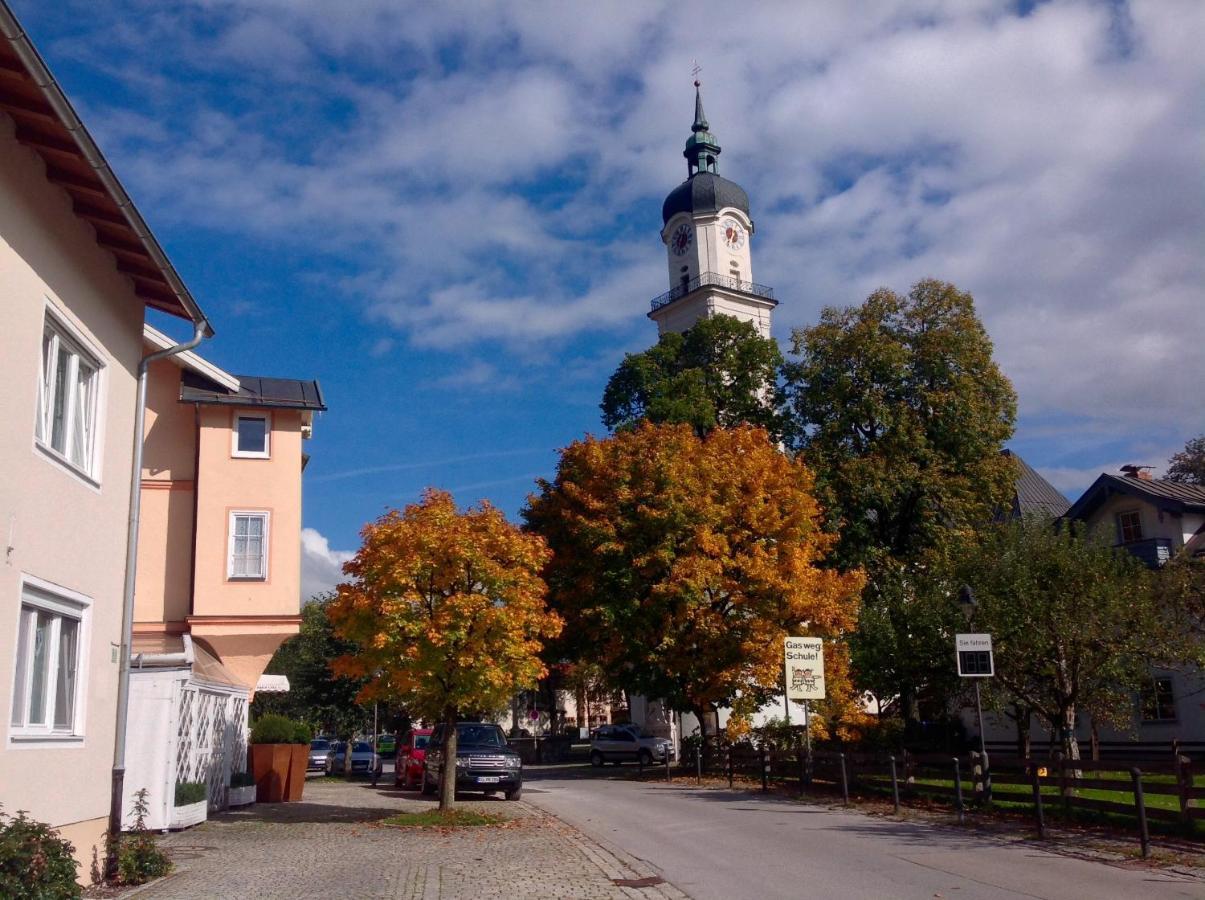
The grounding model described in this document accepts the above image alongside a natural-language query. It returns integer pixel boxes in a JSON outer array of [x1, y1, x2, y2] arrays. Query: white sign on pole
[[784, 637, 825, 700], [955, 633, 994, 677]]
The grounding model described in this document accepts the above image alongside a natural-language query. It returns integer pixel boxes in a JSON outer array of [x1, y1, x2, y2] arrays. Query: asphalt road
[[523, 768, 1203, 900]]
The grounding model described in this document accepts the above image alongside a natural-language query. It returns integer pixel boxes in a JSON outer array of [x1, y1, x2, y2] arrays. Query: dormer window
[[232, 412, 270, 458]]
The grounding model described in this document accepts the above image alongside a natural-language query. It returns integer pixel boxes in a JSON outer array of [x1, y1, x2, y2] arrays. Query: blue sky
[[12, 1, 1204, 598]]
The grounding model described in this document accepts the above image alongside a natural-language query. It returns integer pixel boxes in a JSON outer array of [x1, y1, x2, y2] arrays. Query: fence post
[[696, 744, 702, 785], [638, 752, 644, 777], [1176, 754, 1192, 827], [1055, 752, 1071, 818], [727, 744, 734, 789], [797, 746, 806, 797], [953, 758, 965, 825], [665, 747, 671, 783], [1130, 767, 1150, 859], [760, 744, 769, 793], [839, 752, 849, 807], [1030, 760, 1046, 840], [889, 755, 900, 815]]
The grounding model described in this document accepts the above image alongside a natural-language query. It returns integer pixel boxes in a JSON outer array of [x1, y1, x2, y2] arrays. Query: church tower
[[649, 82, 776, 337]]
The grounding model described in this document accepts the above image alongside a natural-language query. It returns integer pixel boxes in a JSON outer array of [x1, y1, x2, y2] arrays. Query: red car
[[395, 728, 433, 789]]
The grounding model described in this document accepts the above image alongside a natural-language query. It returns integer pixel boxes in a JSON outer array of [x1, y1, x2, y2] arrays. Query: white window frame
[[227, 511, 270, 581], [9, 575, 91, 745], [231, 412, 271, 459], [1140, 675, 1176, 723], [34, 309, 105, 483]]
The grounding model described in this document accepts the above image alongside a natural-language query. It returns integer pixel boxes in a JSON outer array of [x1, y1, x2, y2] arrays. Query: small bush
[[115, 789, 172, 886], [0, 805, 81, 899], [291, 720, 313, 744], [229, 770, 256, 788], [174, 782, 207, 806], [250, 713, 298, 744]]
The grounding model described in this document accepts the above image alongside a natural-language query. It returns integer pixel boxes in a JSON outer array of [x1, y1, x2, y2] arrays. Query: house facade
[[125, 330, 324, 827], [1, 2, 211, 875], [971, 464, 1205, 756]]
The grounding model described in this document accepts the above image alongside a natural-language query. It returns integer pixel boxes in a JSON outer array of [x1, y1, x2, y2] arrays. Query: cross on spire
[[691, 59, 702, 84]]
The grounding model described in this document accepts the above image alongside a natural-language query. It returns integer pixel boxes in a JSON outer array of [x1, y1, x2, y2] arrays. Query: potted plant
[[249, 714, 299, 802], [169, 780, 208, 829], [228, 770, 257, 808], [284, 720, 312, 801]]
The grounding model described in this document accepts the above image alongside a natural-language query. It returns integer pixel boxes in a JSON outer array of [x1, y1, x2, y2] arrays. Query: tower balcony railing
[[650, 272, 777, 313]]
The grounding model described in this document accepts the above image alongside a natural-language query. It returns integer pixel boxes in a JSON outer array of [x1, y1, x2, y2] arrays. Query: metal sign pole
[[783, 660, 791, 729], [803, 700, 812, 785]]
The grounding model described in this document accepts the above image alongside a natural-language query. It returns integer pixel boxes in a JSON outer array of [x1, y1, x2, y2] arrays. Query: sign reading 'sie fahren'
[[955, 633, 994, 678], [784, 637, 825, 700]]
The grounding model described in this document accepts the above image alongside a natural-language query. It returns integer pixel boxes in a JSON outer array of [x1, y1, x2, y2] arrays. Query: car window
[[456, 724, 505, 746], [413, 735, 429, 749], [618, 731, 636, 742], [352, 741, 373, 753], [310, 740, 329, 751]]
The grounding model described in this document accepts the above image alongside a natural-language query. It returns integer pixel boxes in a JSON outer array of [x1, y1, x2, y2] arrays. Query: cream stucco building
[[1, 1, 212, 876]]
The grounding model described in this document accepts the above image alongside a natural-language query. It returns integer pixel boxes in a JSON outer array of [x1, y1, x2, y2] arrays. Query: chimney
[[1120, 464, 1154, 481]]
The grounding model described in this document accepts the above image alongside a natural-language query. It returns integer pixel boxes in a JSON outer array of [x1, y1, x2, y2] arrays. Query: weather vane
[[691, 59, 702, 86]]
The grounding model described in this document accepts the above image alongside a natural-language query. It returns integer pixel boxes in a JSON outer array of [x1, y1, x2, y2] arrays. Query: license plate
[[476, 776, 501, 783]]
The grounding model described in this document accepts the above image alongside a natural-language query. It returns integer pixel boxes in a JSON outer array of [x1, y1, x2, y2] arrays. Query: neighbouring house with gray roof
[[970, 463, 1205, 759], [1000, 449, 1071, 519]]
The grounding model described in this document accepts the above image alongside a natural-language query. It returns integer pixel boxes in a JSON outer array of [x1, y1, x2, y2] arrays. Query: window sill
[[227, 576, 267, 583], [9, 733, 84, 749], [35, 442, 100, 490], [231, 452, 271, 460]]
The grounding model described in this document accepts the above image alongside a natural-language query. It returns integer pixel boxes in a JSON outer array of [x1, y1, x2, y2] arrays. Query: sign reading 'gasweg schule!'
[[784, 636, 825, 700]]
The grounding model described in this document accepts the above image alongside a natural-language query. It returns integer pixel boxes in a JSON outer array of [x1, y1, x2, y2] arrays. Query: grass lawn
[[382, 810, 505, 827]]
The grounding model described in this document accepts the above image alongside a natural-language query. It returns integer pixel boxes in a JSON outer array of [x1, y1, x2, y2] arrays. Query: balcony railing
[[650, 272, 777, 313], [1117, 537, 1173, 569]]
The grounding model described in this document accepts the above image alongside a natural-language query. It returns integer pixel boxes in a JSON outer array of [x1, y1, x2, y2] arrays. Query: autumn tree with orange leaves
[[329, 489, 561, 810], [523, 423, 864, 747]]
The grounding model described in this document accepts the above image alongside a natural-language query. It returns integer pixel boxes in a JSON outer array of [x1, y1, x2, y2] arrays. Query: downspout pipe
[[107, 321, 207, 874]]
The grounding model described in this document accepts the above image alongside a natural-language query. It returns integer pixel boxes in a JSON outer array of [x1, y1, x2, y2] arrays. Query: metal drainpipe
[[106, 321, 207, 876]]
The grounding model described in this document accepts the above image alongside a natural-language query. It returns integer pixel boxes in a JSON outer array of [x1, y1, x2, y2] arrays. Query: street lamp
[[958, 584, 991, 803]]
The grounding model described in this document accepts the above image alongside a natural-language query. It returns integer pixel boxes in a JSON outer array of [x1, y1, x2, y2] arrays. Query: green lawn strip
[[382, 810, 505, 827]]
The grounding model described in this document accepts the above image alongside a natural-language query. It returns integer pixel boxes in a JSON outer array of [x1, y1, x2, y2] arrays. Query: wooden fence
[[691, 742, 1204, 857]]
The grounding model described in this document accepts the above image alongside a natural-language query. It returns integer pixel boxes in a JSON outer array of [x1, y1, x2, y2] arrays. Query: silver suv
[[590, 724, 675, 767]]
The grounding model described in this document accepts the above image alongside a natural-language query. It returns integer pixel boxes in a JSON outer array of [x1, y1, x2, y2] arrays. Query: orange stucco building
[[124, 326, 324, 825]]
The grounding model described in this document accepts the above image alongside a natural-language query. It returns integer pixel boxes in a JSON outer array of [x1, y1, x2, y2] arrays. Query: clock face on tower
[[670, 222, 693, 256], [721, 217, 746, 251]]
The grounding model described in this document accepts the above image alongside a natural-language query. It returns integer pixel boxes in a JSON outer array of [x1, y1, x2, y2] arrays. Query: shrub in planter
[[250, 714, 307, 802], [228, 771, 257, 807], [170, 781, 208, 829], [285, 720, 313, 801], [174, 781, 207, 806], [0, 804, 81, 899]]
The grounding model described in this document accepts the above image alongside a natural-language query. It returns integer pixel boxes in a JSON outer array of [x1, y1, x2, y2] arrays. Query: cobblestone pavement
[[135, 776, 686, 899]]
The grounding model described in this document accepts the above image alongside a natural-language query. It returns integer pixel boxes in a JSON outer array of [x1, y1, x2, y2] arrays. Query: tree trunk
[[1015, 704, 1031, 759], [1060, 705, 1080, 761], [692, 706, 709, 757], [1089, 718, 1100, 762], [439, 711, 458, 812]]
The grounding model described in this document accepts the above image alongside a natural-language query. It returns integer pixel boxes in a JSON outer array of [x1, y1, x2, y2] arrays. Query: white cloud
[[29, 0, 1205, 462], [300, 527, 353, 601]]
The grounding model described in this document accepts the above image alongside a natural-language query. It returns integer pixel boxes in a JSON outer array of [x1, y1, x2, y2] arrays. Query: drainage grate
[[612, 876, 665, 887]]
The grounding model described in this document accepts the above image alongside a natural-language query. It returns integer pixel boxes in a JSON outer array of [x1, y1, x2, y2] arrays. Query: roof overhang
[[0, 1, 212, 334], [144, 324, 239, 392], [1065, 473, 1205, 523]]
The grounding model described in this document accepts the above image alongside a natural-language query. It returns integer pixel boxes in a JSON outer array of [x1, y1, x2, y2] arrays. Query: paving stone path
[[134, 776, 685, 899]]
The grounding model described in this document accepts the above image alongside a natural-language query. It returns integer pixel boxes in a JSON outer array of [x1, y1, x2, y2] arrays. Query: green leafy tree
[[524, 424, 865, 748], [601, 314, 785, 440], [782, 279, 1017, 726], [250, 595, 368, 737], [1166, 434, 1205, 485], [954, 517, 1198, 761]]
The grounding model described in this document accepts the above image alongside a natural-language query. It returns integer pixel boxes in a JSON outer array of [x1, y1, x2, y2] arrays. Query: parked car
[[422, 722, 522, 800], [395, 728, 433, 789], [308, 738, 332, 771], [376, 733, 397, 758], [325, 740, 377, 776], [590, 724, 675, 767]]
